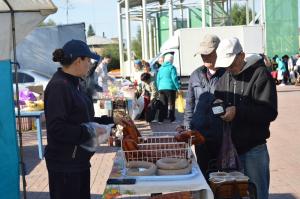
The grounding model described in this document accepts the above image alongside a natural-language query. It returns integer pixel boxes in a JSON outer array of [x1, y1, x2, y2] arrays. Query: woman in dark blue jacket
[[44, 40, 104, 199]]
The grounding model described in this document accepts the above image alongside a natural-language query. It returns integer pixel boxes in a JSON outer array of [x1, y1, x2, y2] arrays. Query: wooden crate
[[210, 181, 249, 198], [16, 117, 32, 131]]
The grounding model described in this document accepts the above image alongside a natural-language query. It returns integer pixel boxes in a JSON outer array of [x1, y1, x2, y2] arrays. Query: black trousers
[[145, 99, 162, 122], [195, 142, 219, 182], [158, 90, 176, 122], [48, 169, 90, 199]]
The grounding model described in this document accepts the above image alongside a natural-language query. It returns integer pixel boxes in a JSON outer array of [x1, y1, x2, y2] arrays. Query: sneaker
[[151, 119, 158, 123], [171, 120, 178, 124]]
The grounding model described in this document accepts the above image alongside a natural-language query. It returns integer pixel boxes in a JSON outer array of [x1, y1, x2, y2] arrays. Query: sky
[[48, 0, 120, 38]]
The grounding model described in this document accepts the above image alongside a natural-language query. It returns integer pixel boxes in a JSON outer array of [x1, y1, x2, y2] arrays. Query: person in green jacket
[[156, 54, 180, 123], [276, 57, 287, 85]]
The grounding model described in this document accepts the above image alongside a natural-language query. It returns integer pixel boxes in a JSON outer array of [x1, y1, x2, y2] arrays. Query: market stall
[[104, 140, 214, 198], [102, 113, 214, 198], [93, 78, 137, 118], [0, 1, 57, 198]]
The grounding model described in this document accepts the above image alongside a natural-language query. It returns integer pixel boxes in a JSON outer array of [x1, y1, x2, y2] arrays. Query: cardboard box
[[27, 85, 44, 100], [16, 117, 32, 131]]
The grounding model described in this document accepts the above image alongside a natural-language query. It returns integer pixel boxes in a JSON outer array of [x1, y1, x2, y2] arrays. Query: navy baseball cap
[[134, 60, 142, 65], [62, 39, 100, 61]]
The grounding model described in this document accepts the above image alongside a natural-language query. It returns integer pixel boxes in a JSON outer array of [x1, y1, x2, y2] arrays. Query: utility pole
[[66, 0, 69, 24], [169, 0, 174, 37]]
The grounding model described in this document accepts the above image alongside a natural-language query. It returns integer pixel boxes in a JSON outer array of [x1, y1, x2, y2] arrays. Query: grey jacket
[[184, 66, 225, 129]]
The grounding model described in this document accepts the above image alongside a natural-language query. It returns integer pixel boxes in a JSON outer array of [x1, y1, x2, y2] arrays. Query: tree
[[231, 3, 253, 25], [131, 27, 142, 59], [39, 19, 56, 27], [87, 24, 96, 37], [102, 44, 121, 70]]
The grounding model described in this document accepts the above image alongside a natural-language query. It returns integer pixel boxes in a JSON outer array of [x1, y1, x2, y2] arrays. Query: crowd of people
[[131, 54, 181, 124], [268, 54, 300, 86], [44, 36, 280, 199]]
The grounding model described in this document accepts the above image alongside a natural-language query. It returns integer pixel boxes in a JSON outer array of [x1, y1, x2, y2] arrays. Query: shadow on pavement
[[94, 145, 119, 154], [270, 193, 298, 199], [149, 111, 184, 133], [20, 191, 102, 199], [21, 145, 42, 175]]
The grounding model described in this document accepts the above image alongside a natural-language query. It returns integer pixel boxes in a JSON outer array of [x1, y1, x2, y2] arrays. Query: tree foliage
[[102, 44, 121, 70], [231, 3, 253, 25], [87, 24, 96, 37], [131, 27, 142, 59], [39, 19, 56, 27]]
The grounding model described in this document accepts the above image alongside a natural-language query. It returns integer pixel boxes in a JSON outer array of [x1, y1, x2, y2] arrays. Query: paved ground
[[268, 85, 300, 199], [19, 85, 300, 199]]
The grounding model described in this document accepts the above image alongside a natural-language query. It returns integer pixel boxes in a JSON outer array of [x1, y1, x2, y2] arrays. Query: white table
[[104, 151, 214, 199]]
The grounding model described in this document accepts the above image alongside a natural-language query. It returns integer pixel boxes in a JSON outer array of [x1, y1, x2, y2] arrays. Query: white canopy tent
[[0, 0, 57, 60], [0, 1, 57, 198]]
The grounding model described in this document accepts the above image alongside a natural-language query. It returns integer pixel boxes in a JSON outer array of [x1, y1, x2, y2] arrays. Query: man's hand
[[220, 106, 236, 122]]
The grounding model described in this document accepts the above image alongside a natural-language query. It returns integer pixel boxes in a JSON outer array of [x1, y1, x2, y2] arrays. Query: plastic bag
[[131, 96, 144, 120], [19, 89, 37, 105], [176, 92, 185, 113], [80, 122, 113, 152], [217, 122, 242, 171]]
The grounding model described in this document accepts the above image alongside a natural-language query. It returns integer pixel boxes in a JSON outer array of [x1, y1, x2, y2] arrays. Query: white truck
[[150, 25, 264, 78]]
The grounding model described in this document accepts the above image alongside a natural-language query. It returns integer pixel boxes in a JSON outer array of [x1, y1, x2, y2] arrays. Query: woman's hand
[[94, 126, 107, 136]]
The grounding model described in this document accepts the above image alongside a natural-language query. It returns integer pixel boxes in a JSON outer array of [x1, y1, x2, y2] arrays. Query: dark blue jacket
[[44, 68, 94, 172], [184, 66, 225, 129]]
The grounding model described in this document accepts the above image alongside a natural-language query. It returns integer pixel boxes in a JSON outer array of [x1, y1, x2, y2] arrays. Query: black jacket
[[215, 54, 278, 154], [44, 68, 94, 172], [184, 66, 225, 129]]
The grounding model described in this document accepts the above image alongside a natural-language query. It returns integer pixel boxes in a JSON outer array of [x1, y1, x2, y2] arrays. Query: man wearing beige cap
[[180, 34, 225, 178], [214, 37, 278, 199]]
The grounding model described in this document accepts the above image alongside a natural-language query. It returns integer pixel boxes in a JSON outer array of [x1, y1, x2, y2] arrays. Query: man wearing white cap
[[214, 37, 278, 199]]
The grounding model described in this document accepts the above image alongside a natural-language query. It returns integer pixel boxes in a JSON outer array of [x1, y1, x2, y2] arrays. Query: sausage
[[174, 130, 205, 145], [156, 158, 189, 170], [190, 130, 205, 145], [122, 137, 140, 161], [151, 191, 192, 199], [122, 137, 138, 151], [126, 161, 157, 176], [157, 164, 192, 176], [123, 125, 141, 142]]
